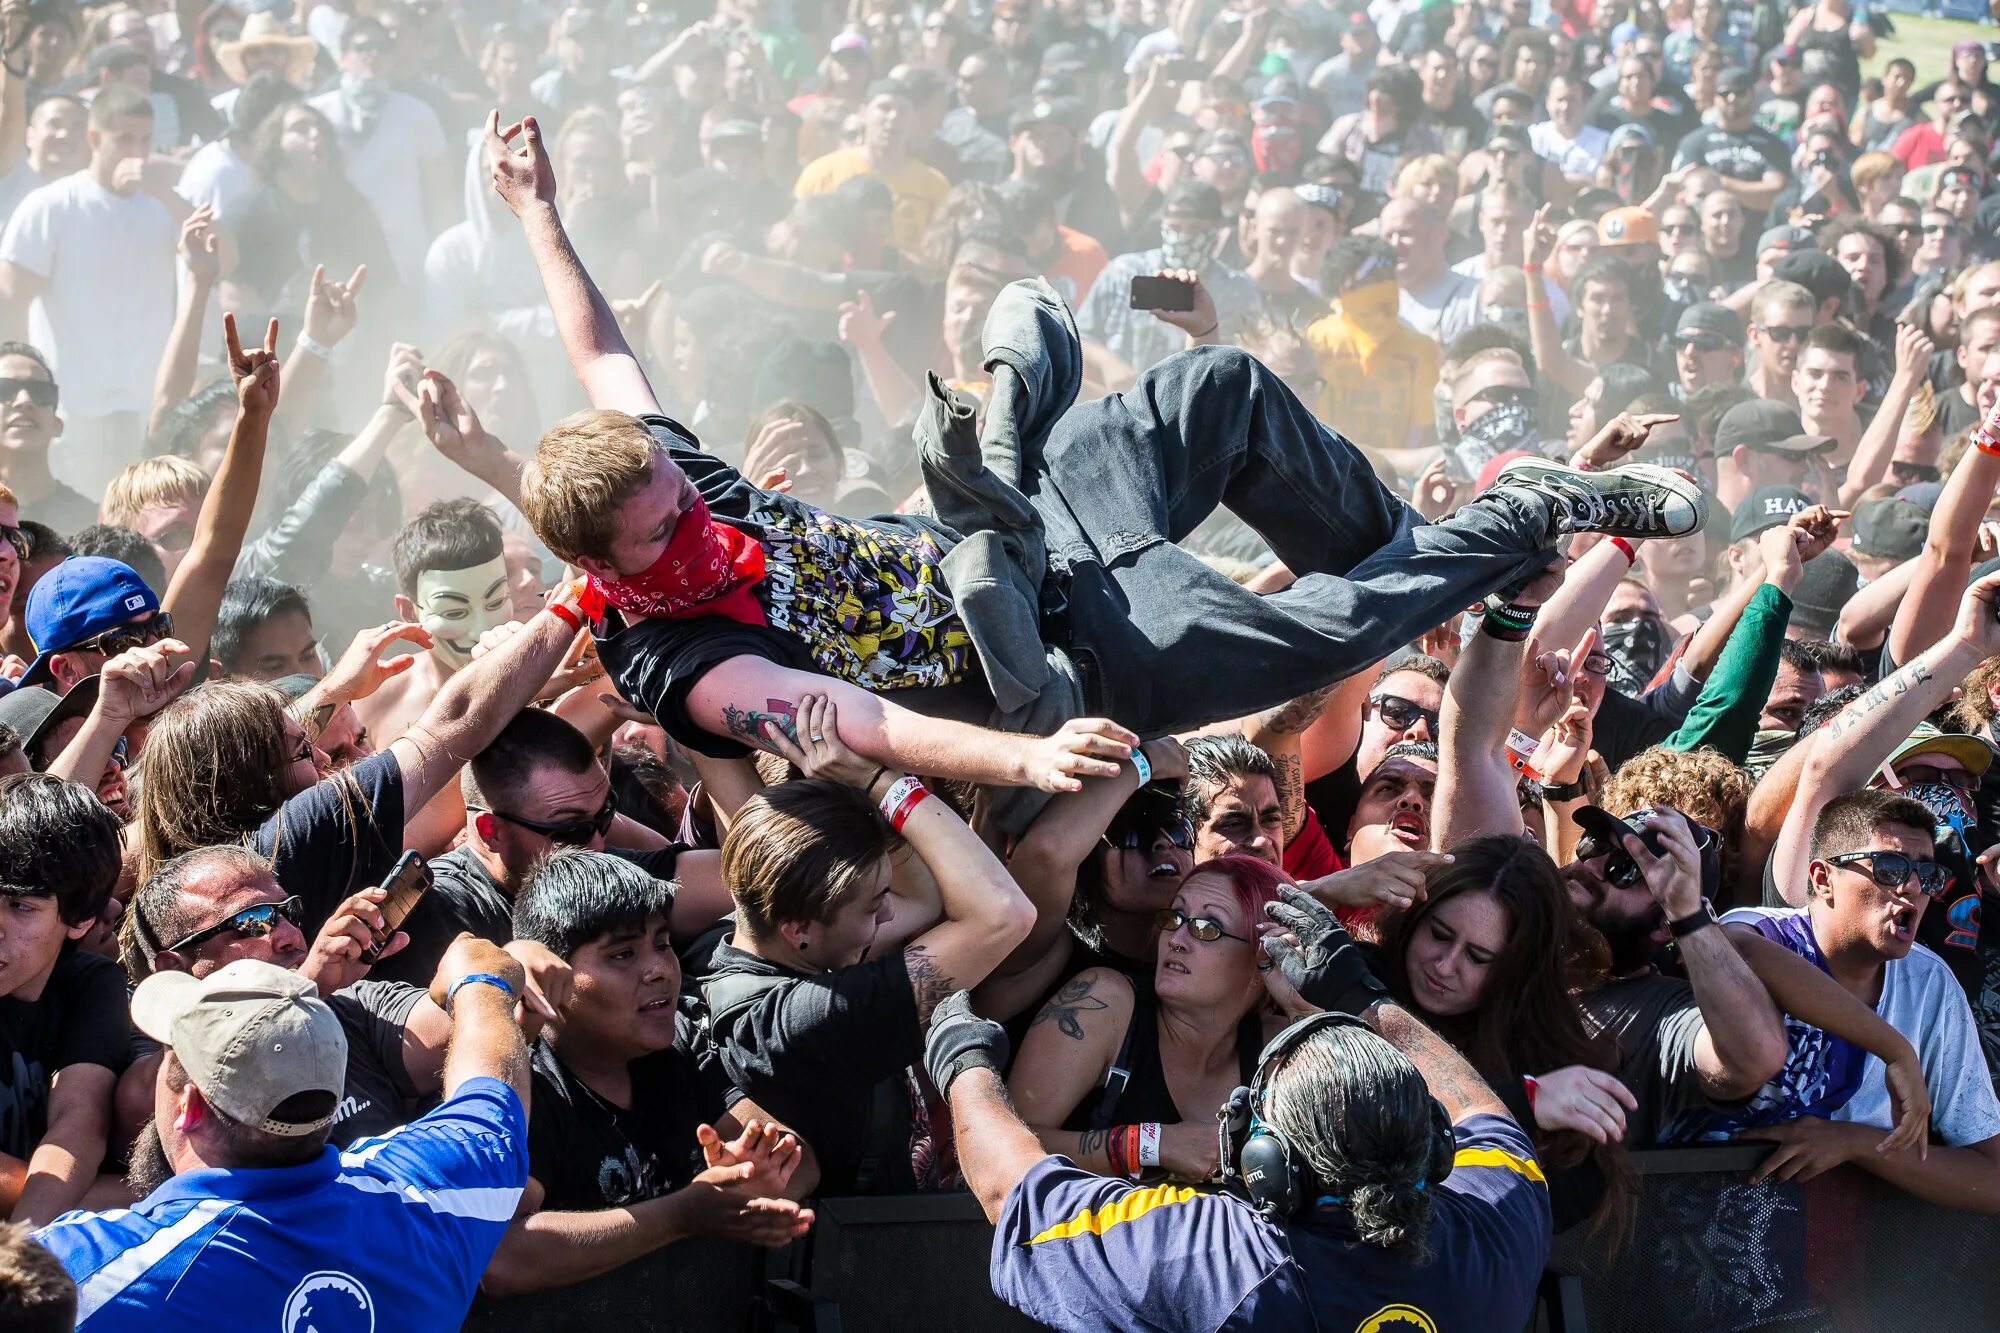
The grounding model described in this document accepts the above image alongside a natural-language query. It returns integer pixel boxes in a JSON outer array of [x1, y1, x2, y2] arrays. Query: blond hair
[[100, 456, 209, 528], [0, 479, 15, 508], [1850, 151, 1902, 198], [1393, 153, 1458, 211], [519, 409, 661, 563]]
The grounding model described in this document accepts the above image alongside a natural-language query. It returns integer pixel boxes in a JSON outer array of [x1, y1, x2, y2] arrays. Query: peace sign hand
[[224, 311, 281, 418]]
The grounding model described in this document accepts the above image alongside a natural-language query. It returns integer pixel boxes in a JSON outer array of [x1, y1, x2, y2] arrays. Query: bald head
[[1380, 199, 1446, 287]]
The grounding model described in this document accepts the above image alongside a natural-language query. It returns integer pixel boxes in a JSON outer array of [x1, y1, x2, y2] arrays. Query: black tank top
[[1062, 984, 1266, 1131]]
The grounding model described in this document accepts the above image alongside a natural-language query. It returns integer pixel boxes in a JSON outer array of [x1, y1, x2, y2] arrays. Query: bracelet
[[1191, 322, 1219, 338], [1522, 1074, 1540, 1111], [879, 775, 929, 831], [1131, 746, 1153, 787], [1480, 598, 1537, 643], [862, 765, 888, 796], [1975, 425, 2000, 458], [1539, 776, 1589, 801], [546, 600, 582, 632], [1608, 535, 1637, 566], [1525, 300, 1549, 311], [1504, 727, 1545, 783], [1522, 262, 1543, 274], [294, 331, 333, 360], [1137, 1122, 1162, 1169], [446, 972, 515, 1013]]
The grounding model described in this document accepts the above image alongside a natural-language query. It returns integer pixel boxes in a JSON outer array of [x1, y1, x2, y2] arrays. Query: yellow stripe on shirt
[[1026, 1182, 1201, 1245], [1453, 1146, 1547, 1184]]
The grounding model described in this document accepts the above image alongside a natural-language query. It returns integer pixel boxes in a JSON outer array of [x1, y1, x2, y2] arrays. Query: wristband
[[879, 775, 929, 830], [1525, 299, 1550, 311], [1975, 424, 2000, 458], [446, 972, 515, 1013], [1131, 746, 1153, 787], [1522, 1074, 1540, 1111], [546, 600, 582, 631], [294, 331, 333, 360], [1505, 728, 1545, 783], [1137, 1122, 1162, 1169], [1481, 598, 1537, 643], [1608, 536, 1637, 566], [1522, 262, 1543, 274]]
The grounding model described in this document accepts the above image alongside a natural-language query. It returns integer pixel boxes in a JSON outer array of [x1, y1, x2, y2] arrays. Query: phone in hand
[[1130, 274, 1198, 313], [361, 850, 431, 964]]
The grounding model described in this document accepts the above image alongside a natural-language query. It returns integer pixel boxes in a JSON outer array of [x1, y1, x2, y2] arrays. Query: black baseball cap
[[1851, 497, 1930, 562], [1772, 250, 1851, 308], [1727, 484, 1812, 543], [1163, 180, 1226, 224], [1570, 805, 1724, 901], [1715, 400, 1831, 455], [1675, 302, 1745, 343]]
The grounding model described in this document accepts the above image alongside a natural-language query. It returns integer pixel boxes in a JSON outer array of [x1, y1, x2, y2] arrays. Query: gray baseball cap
[[132, 959, 347, 1137]]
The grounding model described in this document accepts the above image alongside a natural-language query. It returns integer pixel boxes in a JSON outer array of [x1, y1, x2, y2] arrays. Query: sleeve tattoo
[[1028, 975, 1108, 1040], [904, 943, 955, 1021], [722, 698, 800, 753]]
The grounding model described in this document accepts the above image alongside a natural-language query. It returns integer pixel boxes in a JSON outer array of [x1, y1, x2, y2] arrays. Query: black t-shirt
[[699, 934, 925, 1195], [526, 1013, 740, 1212], [1672, 125, 1788, 182], [1420, 98, 1488, 159], [252, 749, 408, 934], [0, 949, 132, 1159], [1579, 971, 1742, 1146], [596, 414, 990, 760], [1584, 88, 1692, 143], [370, 843, 689, 989], [326, 979, 426, 1148], [16, 482, 98, 538]]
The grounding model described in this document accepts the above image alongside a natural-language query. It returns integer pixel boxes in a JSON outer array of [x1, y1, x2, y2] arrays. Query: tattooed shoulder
[[1030, 973, 1112, 1040]]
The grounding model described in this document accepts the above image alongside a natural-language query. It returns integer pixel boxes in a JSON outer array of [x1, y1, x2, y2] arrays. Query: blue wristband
[[446, 972, 515, 1013], [1132, 746, 1153, 787]]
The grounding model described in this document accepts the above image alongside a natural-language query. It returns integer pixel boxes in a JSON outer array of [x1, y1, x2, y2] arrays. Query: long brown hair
[[1377, 834, 1632, 1232]]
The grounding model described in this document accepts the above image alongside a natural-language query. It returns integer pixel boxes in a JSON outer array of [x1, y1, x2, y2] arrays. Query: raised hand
[[416, 369, 495, 468], [300, 885, 405, 995], [319, 620, 430, 705], [486, 110, 558, 215], [1147, 268, 1217, 339], [1022, 717, 1140, 792], [223, 311, 282, 418], [97, 638, 196, 725], [382, 342, 424, 416], [178, 205, 220, 284], [1575, 411, 1679, 470], [1523, 202, 1560, 269], [303, 262, 367, 349], [837, 289, 897, 349], [1893, 323, 1935, 382], [1411, 457, 1459, 522], [1521, 625, 1597, 736], [612, 279, 664, 343], [742, 415, 812, 490]]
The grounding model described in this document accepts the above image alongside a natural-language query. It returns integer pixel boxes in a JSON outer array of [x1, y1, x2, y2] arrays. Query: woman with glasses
[[1005, 855, 1291, 1184]]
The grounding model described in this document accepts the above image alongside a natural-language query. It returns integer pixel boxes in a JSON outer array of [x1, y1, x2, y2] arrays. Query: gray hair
[[1261, 1024, 1439, 1260]]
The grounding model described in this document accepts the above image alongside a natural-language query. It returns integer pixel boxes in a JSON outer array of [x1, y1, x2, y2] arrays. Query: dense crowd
[[0, 0, 1995, 1326]]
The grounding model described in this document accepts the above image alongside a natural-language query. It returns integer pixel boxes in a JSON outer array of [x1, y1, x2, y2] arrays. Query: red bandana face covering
[[589, 494, 769, 626]]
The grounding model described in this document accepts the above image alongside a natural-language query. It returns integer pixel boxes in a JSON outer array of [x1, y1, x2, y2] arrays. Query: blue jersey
[[990, 1113, 1550, 1333], [36, 1076, 526, 1332]]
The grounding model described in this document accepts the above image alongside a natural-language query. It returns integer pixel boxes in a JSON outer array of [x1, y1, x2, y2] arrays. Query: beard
[[1590, 900, 1666, 974], [1021, 157, 1079, 191], [127, 1120, 175, 1199]]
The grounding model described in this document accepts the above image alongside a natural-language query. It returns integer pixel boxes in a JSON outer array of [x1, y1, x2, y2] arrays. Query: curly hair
[[1601, 746, 1751, 892]]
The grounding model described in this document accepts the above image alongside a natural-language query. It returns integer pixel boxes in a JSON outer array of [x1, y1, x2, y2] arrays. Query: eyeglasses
[[1825, 850, 1952, 898], [0, 377, 58, 410], [287, 730, 314, 766], [1661, 221, 1697, 235], [478, 794, 618, 846], [0, 523, 25, 562], [1922, 222, 1960, 237], [1368, 692, 1439, 734], [1894, 763, 1979, 793], [1155, 908, 1252, 944], [72, 610, 172, 658], [1200, 149, 1250, 166], [348, 39, 389, 54], [1579, 653, 1614, 677], [1757, 324, 1811, 343], [1676, 333, 1730, 352], [1103, 819, 1196, 852], [164, 895, 304, 955]]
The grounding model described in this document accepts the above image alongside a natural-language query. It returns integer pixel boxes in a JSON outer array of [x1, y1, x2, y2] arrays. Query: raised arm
[[1523, 205, 1594, 399], [430, 934, 532, 1106], [488, 111, 660, 416], [274, 263, 367, 431], [1839, 326, 1934, 508], [1888, 400, 2000, 667], [415, 368, 527, 511], [1109, 61, 1180, 225], [147, 207, 220, 443], [682, 653, 1138, 793]]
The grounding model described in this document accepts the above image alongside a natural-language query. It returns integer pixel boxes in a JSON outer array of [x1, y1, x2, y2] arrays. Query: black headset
[[1217, 1012, 1458, 1220]]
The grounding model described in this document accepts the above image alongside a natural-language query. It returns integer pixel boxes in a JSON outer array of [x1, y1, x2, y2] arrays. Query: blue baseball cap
[[21, 557, 160, 687]]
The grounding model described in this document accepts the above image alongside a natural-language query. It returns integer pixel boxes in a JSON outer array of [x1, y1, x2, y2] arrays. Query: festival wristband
[[880, 775, 929, 831], [1522, 1074, 1540, 1111], [446, 972, 516, 1013], [1504, 728, 1545, 783], [1608, 536, 1637, 566], [1138, 1122, 1162, 1169], [295, 331, 333, 361], [546, 600, 582, 631], [1481, 598, 1537, 643], [1975, 422, 2000, 458], [1132, 747, 1153, 788]]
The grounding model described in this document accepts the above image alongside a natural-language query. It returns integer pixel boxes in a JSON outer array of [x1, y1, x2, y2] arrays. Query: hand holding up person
[[761, 694, 893, 790], [223, 312, 281, 419]]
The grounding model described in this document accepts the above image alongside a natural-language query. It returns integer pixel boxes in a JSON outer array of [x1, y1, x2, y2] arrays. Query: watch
[[1667, 898, 1719, 939], [1539, 777, 1589, 801]]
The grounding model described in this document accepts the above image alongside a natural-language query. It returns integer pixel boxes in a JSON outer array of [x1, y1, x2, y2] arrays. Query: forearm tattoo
[[722, 698, 800, 753], [905, 943, 955, 1021], [1824, 658, 1933, 742], [1077, 1127, 1109, 1160], [1029, 975, 1107, 1040]]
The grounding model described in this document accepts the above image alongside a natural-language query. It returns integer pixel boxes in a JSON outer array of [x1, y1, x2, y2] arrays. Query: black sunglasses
[[0, 523, 25, 562], [1758, 324, 1811, 343], [1892, 763, 1979, 793], [1155, 908, 1252, 944], [1677, 333, 1731, 352], [1103, 818, 1195, 852], [1575, 830, 1646, 887], [481, 794, 617, 846], [1825, 850, 1952, 899], [165, 895, 304, 955], [73, 610, 172, 658], [0, 376, 58, 410], [1369, 692, 1439, 734]]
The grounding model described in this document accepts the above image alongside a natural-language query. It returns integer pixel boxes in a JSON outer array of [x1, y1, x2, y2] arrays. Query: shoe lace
[[1549, 473, 1668, 533]]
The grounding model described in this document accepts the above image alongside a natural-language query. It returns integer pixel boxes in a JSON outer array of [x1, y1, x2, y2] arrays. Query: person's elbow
[[478, 1226, 547, 1298], [982, 881, 1038, 955]]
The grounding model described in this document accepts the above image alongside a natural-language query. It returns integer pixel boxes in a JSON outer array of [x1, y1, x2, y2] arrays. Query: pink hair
[[1181, 854, 1286, 925]]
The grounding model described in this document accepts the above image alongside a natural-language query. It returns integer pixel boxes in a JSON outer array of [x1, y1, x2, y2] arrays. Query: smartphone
[[1164, 57, 1210, 83], [362, 850, 431, 964], [1130, 274, 1197, 313]]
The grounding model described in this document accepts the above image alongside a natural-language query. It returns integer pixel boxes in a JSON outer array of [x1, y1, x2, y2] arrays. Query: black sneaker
[[1492, 458, 1706, 540]]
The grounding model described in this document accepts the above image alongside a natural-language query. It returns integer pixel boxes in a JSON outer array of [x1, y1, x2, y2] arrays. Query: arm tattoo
[[722, 698, 799, 754], [1259, 685, 1338, 737], [904, 943, 955, 1021], [1825, 660, 1933, 741], [1029, 975, 1108, 1040], [1273, 752, 1304, 837], [1076, 1127, 1108, 1160]]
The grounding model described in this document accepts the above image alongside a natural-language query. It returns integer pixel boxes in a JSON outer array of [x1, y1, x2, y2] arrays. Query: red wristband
[[1522, 1074, 1540, 1111], [1609, 536, 1637, 565], [546, 601, 582, 631], [1975, 427, 2000, 458], [880, 775, 929, 831], [1522, 262, 1543, 273]]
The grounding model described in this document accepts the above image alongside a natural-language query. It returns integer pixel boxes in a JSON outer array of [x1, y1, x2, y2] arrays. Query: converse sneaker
[[1492, 458, 1707, 540]]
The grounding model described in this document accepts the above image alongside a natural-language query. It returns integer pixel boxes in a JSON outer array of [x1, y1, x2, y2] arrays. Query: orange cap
[[1596, 206, 1659, 249]]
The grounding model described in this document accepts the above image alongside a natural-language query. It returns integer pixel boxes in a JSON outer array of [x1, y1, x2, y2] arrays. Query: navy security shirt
[[990, 1113, 1550, 1333], [36, 1077, 525, 1332]]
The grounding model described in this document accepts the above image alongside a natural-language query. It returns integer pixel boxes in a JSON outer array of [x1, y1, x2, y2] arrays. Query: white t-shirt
[[178, 139, 255, 219], [1724, 907, 2000, 1148], [1531, 121, 1610, 178], [0, 161, 42, 234], [308, 87, 446, 285], [0, 172, 177, 418], [1399, 269, 1481, 344]]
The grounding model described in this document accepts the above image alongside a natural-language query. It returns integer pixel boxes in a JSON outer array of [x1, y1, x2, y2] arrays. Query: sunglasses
[[74, 609, 172, 658], [1757, 324, 1811, 343], [0, 377, 57, 410], [165, 895, 304, 955], [1575, 831, 1646, 887], [1890, 461, 1941, 484], [1369, 692, 1439, 734], [1894, 763, 1979, 793], [481, 794, 618, 846], [1677, 333, 1730, 352], [1103, 818, 1196, 852], [1922, 222, 1960, 237], [0, 523, 25, 562], [1661, 221, 1698, 234], [1155, 908, 1252, 944], [1825, 850, 1952, 898]]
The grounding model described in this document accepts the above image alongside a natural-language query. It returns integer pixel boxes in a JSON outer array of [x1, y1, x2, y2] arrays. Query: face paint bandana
[[1160, 223, 1222, 273], [1452, 397, 1540, 477], [1598, 616, 1669, 696], [591, 493, 769, 626]]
